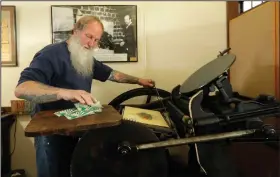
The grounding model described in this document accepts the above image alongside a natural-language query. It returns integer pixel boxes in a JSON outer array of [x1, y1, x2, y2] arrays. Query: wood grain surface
[[25, 105, 122, 137]]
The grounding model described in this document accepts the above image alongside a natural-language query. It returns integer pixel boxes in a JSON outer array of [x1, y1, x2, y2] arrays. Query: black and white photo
[[51, 5, 138, 62]]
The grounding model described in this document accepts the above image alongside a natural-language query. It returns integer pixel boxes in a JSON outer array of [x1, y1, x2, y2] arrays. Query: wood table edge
[[24, 120, 122, 137]]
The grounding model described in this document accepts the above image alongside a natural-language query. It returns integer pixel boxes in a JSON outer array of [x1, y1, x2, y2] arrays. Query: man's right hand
[[57, 89, 96, 105], [15, 81, 97, 105]]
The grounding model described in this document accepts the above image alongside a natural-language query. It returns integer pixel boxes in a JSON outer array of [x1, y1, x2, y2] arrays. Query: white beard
[[67, 36, 95, 77]]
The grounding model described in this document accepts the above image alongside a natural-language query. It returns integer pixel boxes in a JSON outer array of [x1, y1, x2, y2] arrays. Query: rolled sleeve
[[93, 58, 113, 82]]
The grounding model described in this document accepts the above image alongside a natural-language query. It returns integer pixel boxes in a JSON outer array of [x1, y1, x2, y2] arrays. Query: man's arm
[[107, 70, 155, 87], [92, 60, 155, 87], [14, 52, 63, 104], [107, 70, 140, 84], [16, 50, 96, 105], [15, 81, 96, 105], [15, 81, 61, 104]]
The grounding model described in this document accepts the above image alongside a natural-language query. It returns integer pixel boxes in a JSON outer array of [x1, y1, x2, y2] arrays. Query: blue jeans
[[34, 135, 79, 177]]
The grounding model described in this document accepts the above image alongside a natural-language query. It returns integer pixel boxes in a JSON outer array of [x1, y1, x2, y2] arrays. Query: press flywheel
[[70, 120, 168, 177]]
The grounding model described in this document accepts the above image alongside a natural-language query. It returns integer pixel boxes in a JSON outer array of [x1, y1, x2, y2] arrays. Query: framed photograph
[[1, 6, 17, 67], [51, 5, 138, 63]]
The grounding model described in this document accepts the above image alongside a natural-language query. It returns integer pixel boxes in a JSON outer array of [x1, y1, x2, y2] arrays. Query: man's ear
[[72, 29, 77, 35], [73, 29, 81, 35]]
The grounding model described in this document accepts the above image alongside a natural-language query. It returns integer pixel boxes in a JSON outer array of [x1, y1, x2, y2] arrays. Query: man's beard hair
[[67, 36, 95, 77]]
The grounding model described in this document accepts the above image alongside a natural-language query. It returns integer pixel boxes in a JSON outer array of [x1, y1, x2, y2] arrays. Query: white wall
[[1, 1, 227, 177]]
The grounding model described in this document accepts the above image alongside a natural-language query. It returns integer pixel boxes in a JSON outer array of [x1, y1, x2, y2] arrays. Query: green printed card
[[54, 102, 103, 120]]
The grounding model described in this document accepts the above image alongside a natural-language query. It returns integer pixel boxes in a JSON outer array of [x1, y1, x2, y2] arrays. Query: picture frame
[[1, 6, 17, 67], [51, 5, 138, 63]]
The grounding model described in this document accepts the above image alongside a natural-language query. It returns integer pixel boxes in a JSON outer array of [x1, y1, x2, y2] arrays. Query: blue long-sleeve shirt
[[17, 41, 113, 116]]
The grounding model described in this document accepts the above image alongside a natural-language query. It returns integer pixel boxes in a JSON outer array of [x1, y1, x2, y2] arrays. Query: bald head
[[73, 15, 104, 32], [70, 15, 104, 50], [67, 15, 104, 77]]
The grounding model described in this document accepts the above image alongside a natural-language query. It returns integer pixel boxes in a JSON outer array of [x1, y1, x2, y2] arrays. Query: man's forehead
[[83, 22, 103, 34], [84, 21, 102, 30]]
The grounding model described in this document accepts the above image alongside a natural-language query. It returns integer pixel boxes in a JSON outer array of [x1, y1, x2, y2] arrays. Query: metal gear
[[70, 120, 169, 177]]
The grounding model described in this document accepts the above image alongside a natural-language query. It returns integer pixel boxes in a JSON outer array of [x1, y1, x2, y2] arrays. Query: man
[[120, 14, 136, 59], [14, 16, 155, 177]]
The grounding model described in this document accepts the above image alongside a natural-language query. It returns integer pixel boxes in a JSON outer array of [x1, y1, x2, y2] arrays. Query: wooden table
[[25, 105, 123, 137]]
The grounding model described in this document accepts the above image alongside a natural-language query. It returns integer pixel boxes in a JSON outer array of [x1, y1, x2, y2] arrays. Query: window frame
[[239, 1, 266, 13]]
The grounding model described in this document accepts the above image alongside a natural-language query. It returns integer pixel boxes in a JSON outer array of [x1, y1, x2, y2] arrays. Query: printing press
[[25, 48, 280, 177]]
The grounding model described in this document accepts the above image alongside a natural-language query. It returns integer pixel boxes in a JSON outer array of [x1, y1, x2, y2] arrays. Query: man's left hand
[[138, 78, 155, 88]]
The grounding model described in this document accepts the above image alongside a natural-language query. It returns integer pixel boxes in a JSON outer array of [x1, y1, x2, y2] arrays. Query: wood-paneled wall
[[229, 2, 280, 99], [227, 2, 280, 177]]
